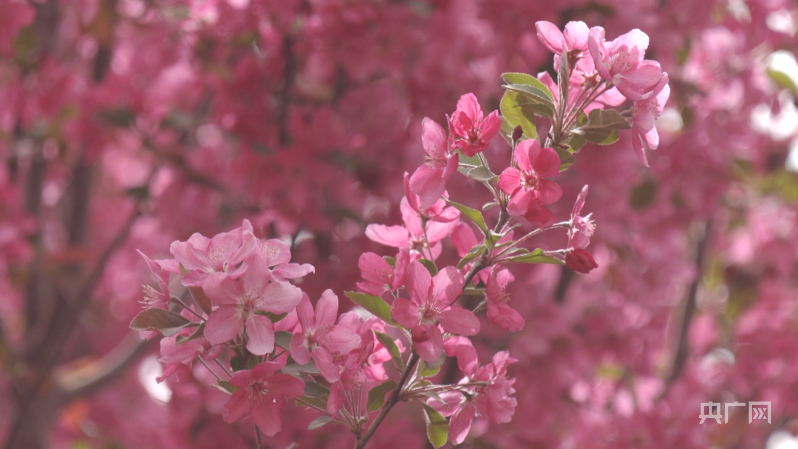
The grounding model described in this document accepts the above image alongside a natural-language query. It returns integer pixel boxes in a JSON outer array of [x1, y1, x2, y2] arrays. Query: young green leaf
[[307, 416, 334, 430], [130, 308, 193, 337], [344, 291, 397, 326], [503, 248, 564, 265], [422, 404, 449, 449], [366, 379, 397, 412], [444, 199, 487, 234], [374, 331, 405, 371]]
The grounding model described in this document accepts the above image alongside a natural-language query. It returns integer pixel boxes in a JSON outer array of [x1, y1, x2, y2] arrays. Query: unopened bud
[[512, 125, 523, 142], [565, 248, 598, 274]]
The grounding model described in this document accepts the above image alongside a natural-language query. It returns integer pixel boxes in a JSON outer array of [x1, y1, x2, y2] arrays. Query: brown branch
[[659, 219, 713, 400]]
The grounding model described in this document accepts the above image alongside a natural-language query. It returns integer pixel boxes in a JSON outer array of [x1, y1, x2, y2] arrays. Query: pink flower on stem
[[290, 290, 362, 382], [222, 360, 305, 437], [365, 197, 458, 260], [428, 350, 518, 445], [157, 307, 222, 383], [404, 172, 460, 224], [588, 27, 665, 101], [327, 352, 367, 415], [260, 238, 315, 281], [537, 71, 625, 115], [391, 262, 479, 362], [631, 74, 670, 166], [536, 21, 590, 56], [450, 93, 501, 157], [137, 250, 176, 309], [486, 269, 524, 332], [497, 139, 562, 227], [568, 185, 595, 250], [203, 252, 303, 355], [356, 249, 409, 296], [409, 117, 459, 209], [170, 219, 259, 287]]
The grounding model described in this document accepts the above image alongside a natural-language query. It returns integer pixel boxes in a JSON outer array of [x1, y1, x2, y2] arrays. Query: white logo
[[699, 401, 771, 424]]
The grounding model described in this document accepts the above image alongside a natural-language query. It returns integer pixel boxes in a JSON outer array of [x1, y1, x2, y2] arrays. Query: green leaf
[[188, 286, 213, 315], [416, 360, 441, 377], [503, 84, 556, 106], [308, 416, 334, 430], [253, 310, 289, 323], [375, 331, 405, 371], [518, 102, 555, 120], [425, 351, 446, 371], [230, 356, 246, 372], [482, 202, 498, 211], [297, 395, 328, 411], [281, 361, 320, 376], [499, 116, 516, 145], [383, 256, 397, 267], [500, 73, 554, 100], [418, 258, 439, 276], [303, 381, 331, 398], [768, 67, 798, 93], [273, 331, 293, 351], [466, 165, 496, 182], [630, 178, 657, 210], [558, 50, 570, 113], [445, 199, 487, 234], [500, 90, 537, 139], [503, 248, 563, 265], [130, 308, 193, 337], [554, 146, 577, 172], [457, 245, 485, 269], [366, 380, 397, 412], [345, 291, 397, 326], [176, 322, 205, 345], [564, 132, 586, 153], [580, 109, 632, 130], [422, 404, 449, 449], [211, 380, 238, 395]]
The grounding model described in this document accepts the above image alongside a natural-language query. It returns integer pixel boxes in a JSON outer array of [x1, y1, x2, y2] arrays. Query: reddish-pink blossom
[[203, 252, 303, 355], [588, 27, 665, 101], [289, 290, 362, 382], [222, 360, 305, 437], [391, 261, 478, 362], [486, 269, 524, 332], [409, 117, 459, 209], [450, 93, 501, 157], [356, 249, 409, 296], [497, 139, 562, 227], [568, 185, 595, 250]]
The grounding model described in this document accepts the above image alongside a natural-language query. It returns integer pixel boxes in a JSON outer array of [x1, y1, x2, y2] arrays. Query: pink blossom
[[588, 27, 665, 101], [631, 74, 670, 166], [169, 219, 259, 287], [403, 172, 460, 223], [497, 139, 562, 227], [222, 360, 305, 437], [327, 353, 367, 415], [203, 252, 303, 355], [290, 290, 362, 382], [486, 269, 524, 332], [450, 93, 501, 157], [409, 117, 459, 209], [137, 250, 175, 309], [260, 238, 316, 281], [536, 21, 590, 56], [356, 249, 409, 296], [391, 262, 478, 362], [365, 197, 459, 260], [568, 185, 595, 250]]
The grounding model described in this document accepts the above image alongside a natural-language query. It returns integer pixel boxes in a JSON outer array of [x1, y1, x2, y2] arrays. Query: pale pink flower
[[203, 252, 303, 355], [404, 172, 460, 223], [588, 27, 665, 101], [497, 139, 562, 227], [365, 197, 458, 260], [289, 290, 362, 382], [137, 250, 176, 309], [409, 117, 459, 209], [170, 219, 259, 287], [486, 269, 524, 332], [450, 93, 501, 157], [222, 360, 305, 437], [391, 262, 479, 362], [260, 238, 315, 281], [568, 185, 595, 250], [356, 249, 409, 296], [631, 74, 670, 166]]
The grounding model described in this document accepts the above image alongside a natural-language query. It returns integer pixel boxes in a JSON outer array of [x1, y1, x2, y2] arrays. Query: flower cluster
[[133, 21, 668, 448]]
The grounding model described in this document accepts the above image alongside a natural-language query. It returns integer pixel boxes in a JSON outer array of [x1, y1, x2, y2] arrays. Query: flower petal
[[245, 314, 275, 355], [205, 305, 244, 345], [439, 306, 480, 336]]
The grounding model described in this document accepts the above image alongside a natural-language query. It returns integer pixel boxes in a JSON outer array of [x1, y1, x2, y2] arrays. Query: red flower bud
[[565, 248, 598, 274], [512, 125, 523, 142]]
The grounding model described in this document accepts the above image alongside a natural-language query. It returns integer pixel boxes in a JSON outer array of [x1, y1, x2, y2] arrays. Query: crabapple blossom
[[498, 139, 562, 227], [486, 269, 524, 332], [631, 75, 671, 166], [222, 361, 305, 437], [568, 185, 595, 250], [203, 252, 303, 355], [409, 117, 459, 209], [450, 93, 501, 157], [391, 262, 479, 362], [587, 27, 665, 101], [565, 248, 599, 274], [356, 250, 409, 296], [289, 290, 362, 382]]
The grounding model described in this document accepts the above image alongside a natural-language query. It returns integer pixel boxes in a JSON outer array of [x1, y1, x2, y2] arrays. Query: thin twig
[[197, 356, 222, 381]]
